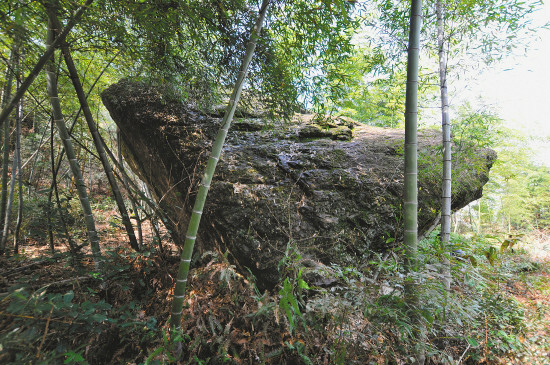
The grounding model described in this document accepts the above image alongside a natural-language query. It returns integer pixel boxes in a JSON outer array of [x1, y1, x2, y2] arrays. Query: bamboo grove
[[0, 0, 548, 363]]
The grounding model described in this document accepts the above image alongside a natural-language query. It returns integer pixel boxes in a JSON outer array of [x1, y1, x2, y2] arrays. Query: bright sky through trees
[[455, 1, 549, 166]]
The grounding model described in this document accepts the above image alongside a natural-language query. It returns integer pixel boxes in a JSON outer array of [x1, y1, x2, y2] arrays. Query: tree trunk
[[51, 127, 78, 253], [170, 0, 271, 331], [478, 200, 481, 234], [404, 0, 426, 363], [0, 122, 18, 253], [0, 48, 15, 255], [50, 11, 139, 251], [404, 0, 421, 274], [453, 213, 459, 233], [437, 0, 452, 291], [98, 133, 167, 224], [14, 104, 23, 254], [47, 119, 56, 254], [44, 48, 118, 254], [14, 59, 24, 254], [117, 128, 143, 250], [45, 12, 102, 271]]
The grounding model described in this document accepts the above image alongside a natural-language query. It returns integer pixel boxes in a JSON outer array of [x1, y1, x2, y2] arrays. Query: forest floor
[[502, 233, 550, 364], [509, 269, 550, 363], [0, 201, 549, 364]]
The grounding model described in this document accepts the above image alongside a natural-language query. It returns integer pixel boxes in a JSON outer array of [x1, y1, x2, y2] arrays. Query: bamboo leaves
[[0, 0, 94, 131]]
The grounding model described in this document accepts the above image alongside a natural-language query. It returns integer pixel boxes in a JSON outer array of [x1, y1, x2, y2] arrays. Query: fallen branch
[[35, 276, 94, 291], [36, 305, 54, 359], [457, 343, 471, 364], [0, 311, 76, 325], [1, 260, 51, 277]]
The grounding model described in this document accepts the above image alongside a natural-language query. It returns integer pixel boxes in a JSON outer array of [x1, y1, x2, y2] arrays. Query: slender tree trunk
[[149, 212, 163, 252], [50, 127, 77, 253], [453, 213, 459, 233], [98, 134, 167, 223], [139, 182, 162, 251], [467, 204, 472, 231], [44, 48, 117, 242], [45, 13, 102, 271], [49, 11, 139, 252], [404, 0, 421, 277], [0, 49, 15, 255], [437, 0, 452, 291], [14, 60, 24, 254], [47, 119, 56, 254], [26, 113, 50, 190], [1, 126, 18, 252], [170, 0, 271, 331], [117, 128, 143, 250], [14, 107, 23, 254], [404, 0, 425, 363], [71, 50, 121, 127], [54, 178, 77, 252], [47, 120, 77, 254], [0, 0, 94, 130], [477, 200, 481, 234]]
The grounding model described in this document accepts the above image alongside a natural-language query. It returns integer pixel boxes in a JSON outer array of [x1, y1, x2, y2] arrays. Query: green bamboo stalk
[[50, 12, 140, 252], [47, 119, 57, 254], [0, 126, 18, 253], [437, 0, 452, 291], [45, 13, 102, 271], [14, 48, 24, 254], [14, 86, 23, 254], [0, 0, 94, 130], [0, 48, 15, 255], [169, 0, 271, 330], [404, 0, 425, 363], [0, 45, 21, 253], [51, 132, 78, 253], [404, 0, 422, 273]]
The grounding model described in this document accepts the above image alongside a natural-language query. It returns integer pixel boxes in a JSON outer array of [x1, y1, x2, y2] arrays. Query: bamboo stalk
[[50, 12, 139, 251], [169, 0, 271, 330], [0, 48, 16, 255], [403, 1, 426, 364], [404, 0, 422, 273], [437, 0, 452, 291], [45, 11, 102, 272]]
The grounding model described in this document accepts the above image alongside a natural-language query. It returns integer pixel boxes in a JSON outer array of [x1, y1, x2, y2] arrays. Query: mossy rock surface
[[102, 79, 496, 288]]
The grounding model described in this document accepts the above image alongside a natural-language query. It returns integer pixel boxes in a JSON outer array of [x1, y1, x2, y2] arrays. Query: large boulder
[[102, 80, 496, 287]]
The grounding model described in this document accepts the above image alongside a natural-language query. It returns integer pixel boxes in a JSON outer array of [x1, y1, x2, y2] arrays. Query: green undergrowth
[[0, 249, 168, 364], [0, 230, 548, 364], [238, 231, 550, 364]]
